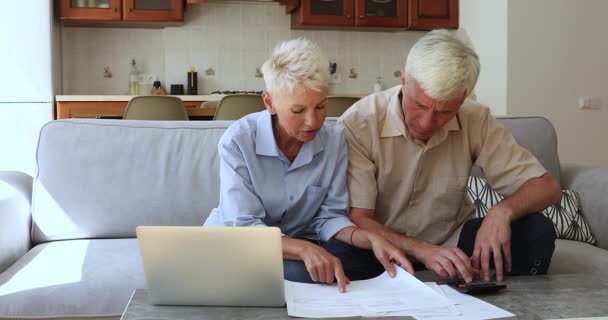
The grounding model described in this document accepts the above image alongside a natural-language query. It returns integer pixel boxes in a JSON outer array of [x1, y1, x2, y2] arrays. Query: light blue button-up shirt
[[204, 110, 354, 241]]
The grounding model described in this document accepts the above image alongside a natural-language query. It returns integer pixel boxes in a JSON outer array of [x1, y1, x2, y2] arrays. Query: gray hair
[[404, 30, 480, 100], [261, 38, 329, 97]]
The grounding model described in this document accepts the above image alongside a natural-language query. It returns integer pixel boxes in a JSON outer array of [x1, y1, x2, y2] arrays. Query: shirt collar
[[255, 110, 325, 168], [255, 110, 280, 156], [380, 86, 407, 138]]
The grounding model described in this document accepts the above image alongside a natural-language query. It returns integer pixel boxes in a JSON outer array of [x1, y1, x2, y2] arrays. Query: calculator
[[448, 280, 507, 294]]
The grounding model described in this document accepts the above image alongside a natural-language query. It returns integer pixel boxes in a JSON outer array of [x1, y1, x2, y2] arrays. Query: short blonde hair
[[261, 38, 329, 97], [405, 30, 480, 100]]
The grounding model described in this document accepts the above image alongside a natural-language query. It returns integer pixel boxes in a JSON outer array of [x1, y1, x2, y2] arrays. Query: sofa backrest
[[32, 120, 229, 244], [32, 116, 560, 243], [495, 116, 561, 182]]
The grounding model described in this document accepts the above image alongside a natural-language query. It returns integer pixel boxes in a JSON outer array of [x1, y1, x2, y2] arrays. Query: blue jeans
[[284, 213, 557, 282], [457, 212, 557, 276]]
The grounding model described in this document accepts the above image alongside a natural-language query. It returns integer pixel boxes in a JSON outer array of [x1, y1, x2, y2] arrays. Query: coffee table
[[120, 274, 608, 320]]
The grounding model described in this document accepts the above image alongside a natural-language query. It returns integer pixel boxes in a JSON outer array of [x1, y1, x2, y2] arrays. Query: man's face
[[401, 77, 465, 142]]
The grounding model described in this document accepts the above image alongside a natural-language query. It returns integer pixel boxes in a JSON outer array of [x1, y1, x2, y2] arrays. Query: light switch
[[578, 96, 602, 110]]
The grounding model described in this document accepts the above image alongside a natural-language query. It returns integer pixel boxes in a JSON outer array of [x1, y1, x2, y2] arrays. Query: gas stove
[[211, 90, 264, 95]]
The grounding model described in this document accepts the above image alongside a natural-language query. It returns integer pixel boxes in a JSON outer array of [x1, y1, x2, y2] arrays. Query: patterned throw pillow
[[467, 176, 596, 245]]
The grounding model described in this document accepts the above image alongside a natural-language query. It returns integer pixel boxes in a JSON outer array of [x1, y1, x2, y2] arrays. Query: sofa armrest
[[0, 171, 33, 273], [561, 163, 608, 250]]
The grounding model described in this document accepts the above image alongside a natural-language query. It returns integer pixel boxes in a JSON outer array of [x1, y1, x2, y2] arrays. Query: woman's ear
[[262, 91, 276, 115]]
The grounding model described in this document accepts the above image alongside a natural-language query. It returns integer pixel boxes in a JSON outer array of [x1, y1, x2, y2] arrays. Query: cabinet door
[[123, 0, 184, 22], [356, 0, 406, 28], [408, 0, 458, 30], [59, 0, 121, 20], [299, 0, 355, 26]]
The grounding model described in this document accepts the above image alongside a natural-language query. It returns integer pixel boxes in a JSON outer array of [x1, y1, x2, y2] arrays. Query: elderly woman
[[204, 38, 413, 292]]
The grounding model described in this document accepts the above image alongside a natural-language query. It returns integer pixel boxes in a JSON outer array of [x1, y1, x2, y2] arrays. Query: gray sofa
[[0, 118, 606, 319]]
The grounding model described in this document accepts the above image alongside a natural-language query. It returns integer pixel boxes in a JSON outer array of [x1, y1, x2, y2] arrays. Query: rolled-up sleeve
[[311, 132, 355, 242], [474, 108, 547, 196], [213, 138, 267, 227]]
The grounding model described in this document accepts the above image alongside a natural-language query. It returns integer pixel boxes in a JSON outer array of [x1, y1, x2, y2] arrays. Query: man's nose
[[419, 111, 435, 130]]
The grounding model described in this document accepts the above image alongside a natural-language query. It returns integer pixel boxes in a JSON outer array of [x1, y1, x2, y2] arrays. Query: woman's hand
[[298, 242, 351, 293]]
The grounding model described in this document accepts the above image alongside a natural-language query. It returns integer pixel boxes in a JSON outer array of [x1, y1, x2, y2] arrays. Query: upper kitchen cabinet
[[408, 0, 458, 30], [356, 0, 407, 28], [58, 0, 184, 27], [58, 0, 122, 21], [123, 0, 183, 22], [285, 0, 457, 30], [298, 0, 354, 26], [295, 0, 405, 28]]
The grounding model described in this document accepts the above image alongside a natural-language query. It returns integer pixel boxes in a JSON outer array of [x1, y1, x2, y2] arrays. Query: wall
[[508, 0, 608, 166], [61, 2, 426, 96], [459, 0, 508, 115]]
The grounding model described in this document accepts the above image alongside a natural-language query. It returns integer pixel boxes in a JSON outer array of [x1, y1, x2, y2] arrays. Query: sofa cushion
[[0, 239, 143, 319], [550, 239, 608, 274], [32, 120, 232, 243], [467, 177, 596, 245]]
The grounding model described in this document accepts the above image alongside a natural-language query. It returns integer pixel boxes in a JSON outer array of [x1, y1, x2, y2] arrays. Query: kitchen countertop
[[56, 93, 369, 102], [55, 95, 225, 102]]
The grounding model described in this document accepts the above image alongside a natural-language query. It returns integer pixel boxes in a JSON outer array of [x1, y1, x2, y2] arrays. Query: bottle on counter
[[151, 81, 166, 95], [187, 66, 198, 95], [128, 58, 140, 96]]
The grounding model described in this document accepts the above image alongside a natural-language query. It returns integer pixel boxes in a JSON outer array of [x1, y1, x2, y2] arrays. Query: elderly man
[[337, 30, 561, 283]]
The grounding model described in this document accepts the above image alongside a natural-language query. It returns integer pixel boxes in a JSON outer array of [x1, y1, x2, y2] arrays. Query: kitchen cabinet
[[122, 0, 183, 22], [356, 0, 407, 28], [298, 0, 354, 27], [287, 0, 457, 30], [408, 0, 458, 30], [58, 0, 184, 27]]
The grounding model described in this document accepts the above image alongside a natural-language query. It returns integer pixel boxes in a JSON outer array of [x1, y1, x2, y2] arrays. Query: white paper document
[[284, 266, 515, 319], [377, 283, 515, 320], [418, 285, 515, 320], [284, 267, 455, 318]]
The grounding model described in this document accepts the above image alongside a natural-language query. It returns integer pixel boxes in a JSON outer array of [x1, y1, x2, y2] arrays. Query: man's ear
[[401, 70, 406, 87], [262, 91, 276, 115]]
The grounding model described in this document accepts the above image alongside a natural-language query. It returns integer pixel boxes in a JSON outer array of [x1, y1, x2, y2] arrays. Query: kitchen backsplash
[[61, 2, 427, 95]]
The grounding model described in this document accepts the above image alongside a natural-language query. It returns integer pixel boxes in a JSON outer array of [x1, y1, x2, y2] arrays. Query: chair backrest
[[213, 95, 265, 120], [327, 96, 360, 117], [123, 96, 189, 120]]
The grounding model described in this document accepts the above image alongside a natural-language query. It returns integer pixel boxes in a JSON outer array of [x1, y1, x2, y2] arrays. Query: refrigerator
[[0, 1, 58, 175]]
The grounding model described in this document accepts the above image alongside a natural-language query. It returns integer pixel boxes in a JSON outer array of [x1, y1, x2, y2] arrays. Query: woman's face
[[263, 87, 328, 143]]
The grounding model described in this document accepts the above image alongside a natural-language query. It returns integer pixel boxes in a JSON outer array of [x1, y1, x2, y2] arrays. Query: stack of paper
[[284, 267, 514, 319]]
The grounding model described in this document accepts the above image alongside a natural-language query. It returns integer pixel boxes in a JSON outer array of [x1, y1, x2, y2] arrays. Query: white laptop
[[136, 226, 285, 307]]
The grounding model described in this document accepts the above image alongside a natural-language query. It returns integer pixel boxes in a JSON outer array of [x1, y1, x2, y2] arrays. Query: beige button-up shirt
[[337, 86, 547, 245]]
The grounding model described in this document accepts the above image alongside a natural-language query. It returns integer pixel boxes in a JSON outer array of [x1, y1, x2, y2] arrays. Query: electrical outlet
[[578, 96, 602, 110], [137, 73, 157, 85]]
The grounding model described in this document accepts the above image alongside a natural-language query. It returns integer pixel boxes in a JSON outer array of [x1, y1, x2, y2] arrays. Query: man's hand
[[299, 242, 351, 293], [363, 230, 415, 277], [472, 206, 512, 281], [416, 242, 476, 283]]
